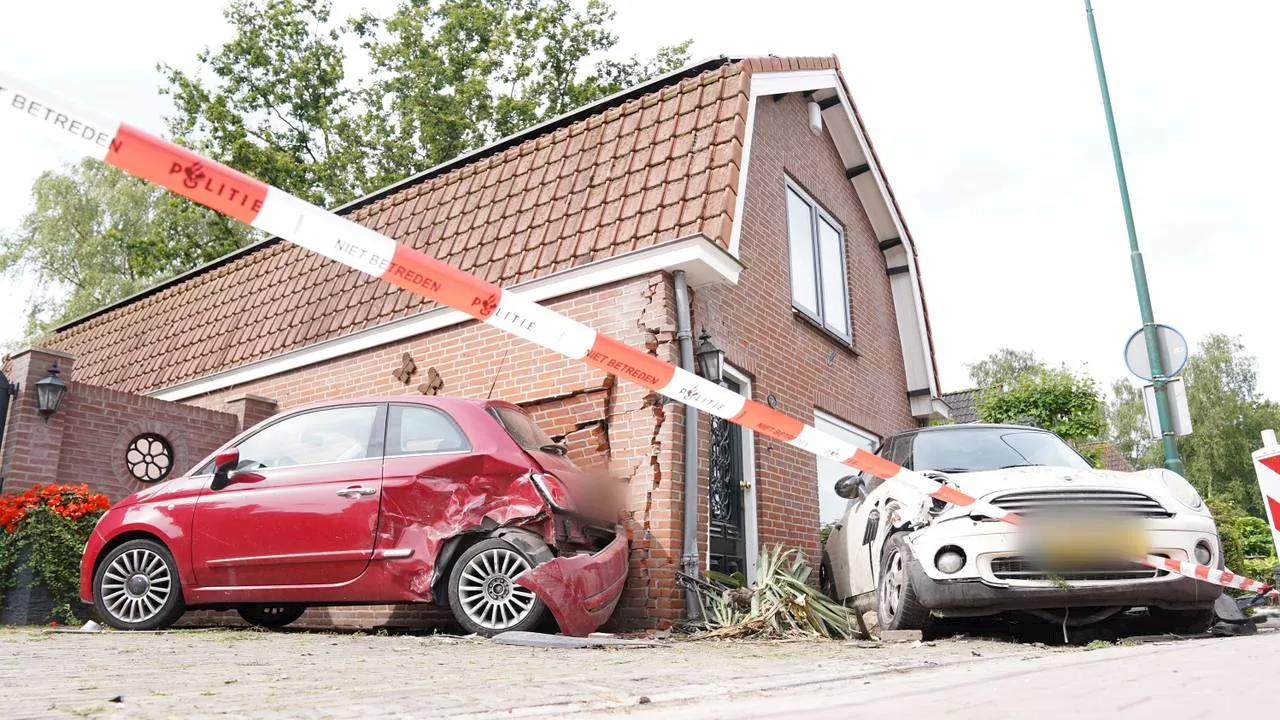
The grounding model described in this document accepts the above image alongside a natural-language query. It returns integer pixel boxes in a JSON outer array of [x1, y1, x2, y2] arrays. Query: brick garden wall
[[0, 348, 238, 502], [690, 92, 918, 569]]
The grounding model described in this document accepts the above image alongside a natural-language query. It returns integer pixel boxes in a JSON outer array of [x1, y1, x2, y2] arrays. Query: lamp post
[[1083, 0, 1184, 474]]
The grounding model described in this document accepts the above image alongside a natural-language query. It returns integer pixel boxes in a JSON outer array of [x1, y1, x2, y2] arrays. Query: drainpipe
[[672, 270, 702, 621]]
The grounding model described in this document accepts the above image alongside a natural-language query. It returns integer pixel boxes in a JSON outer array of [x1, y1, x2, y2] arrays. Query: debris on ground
[[879, 630, 922, 643], [676, 546, 855, 640]]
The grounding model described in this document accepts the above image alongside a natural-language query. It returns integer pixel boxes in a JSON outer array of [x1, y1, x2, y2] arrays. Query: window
[[387, 404, 470, 456], [907, 428, 1091, 474], [786, 184, 852, 341], [814, 411, 879, 525], [233, 405, 380, 469], [490, 406, 578, 466]]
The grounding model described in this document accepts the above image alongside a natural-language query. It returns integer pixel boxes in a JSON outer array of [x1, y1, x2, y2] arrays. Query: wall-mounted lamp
[[695, 328, 725, 386], [807, 100, 824, 136], [35, 363, 68, 420]]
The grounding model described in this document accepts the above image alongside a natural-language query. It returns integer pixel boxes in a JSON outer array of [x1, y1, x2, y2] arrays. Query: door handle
[[336, 486, 377, 498]]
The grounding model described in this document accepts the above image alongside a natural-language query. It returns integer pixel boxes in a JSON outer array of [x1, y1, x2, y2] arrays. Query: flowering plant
[[0, 484, 111, 624]]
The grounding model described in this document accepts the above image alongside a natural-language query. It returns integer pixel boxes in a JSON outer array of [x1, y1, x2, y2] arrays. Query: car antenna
[[486, 347, 511, 400]]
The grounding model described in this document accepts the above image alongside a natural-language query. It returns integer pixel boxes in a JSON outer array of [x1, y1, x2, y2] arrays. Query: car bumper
[[79, 529, 106, 604], [514, 527, 629, 637]]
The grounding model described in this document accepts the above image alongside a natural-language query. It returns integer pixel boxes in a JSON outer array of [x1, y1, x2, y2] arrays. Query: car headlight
[[1160, 470, 1203, 510]]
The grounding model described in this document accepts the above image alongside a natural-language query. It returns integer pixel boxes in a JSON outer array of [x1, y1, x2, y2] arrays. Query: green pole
[[1083, 0, 1185, 474]]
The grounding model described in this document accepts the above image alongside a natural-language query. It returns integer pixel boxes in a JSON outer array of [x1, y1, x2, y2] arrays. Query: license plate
[[1024, 520, 1147, 565]]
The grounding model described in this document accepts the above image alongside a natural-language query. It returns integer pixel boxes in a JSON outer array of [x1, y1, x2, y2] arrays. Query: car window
[[908, 428, 1090, 473], [387, 405, 470, 456], [233, 405, 381, 470], [489, 406, 579, 468]]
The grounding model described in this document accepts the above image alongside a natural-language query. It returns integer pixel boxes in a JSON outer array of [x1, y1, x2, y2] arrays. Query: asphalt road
[[3, 624, 1275, 719]]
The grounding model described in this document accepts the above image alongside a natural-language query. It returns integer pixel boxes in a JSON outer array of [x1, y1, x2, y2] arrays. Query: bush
[[0, 484, 110, 624]]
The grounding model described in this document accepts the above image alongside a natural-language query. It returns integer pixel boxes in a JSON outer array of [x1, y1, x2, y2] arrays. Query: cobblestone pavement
[[4, 625, 1272, 719], [3, 626, 1059, 719]]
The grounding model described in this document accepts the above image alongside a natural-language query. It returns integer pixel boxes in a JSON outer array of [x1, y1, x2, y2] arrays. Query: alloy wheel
[[457, 546, 537, 631], [100, 547, 173, 624], [880, 548, 905, 623]]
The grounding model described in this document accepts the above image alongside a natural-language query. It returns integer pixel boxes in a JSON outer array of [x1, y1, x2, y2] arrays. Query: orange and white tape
[[1, 70, 1270, 597]]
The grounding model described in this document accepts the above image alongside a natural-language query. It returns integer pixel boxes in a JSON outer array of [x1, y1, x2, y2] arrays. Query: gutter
[[672, 270, 703, 621]]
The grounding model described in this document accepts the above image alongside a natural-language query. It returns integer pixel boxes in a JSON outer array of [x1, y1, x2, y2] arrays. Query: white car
[[822, 424, 1222, 634]]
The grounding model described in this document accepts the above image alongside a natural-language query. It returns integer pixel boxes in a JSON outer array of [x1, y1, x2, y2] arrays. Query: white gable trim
[[150, 234, 741, 402], [733, 68, 944, 420]]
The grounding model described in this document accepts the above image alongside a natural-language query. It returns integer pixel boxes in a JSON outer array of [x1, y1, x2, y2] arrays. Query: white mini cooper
[[822, 424, 1222, 634]]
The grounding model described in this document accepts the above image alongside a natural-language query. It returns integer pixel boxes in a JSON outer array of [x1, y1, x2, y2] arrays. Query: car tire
[[1147, 606, 1215, 635], [93, 538, 186, 631], [447, 537, 549, 637], [238, 605, 307, 629], [877, 533, 930, 632]]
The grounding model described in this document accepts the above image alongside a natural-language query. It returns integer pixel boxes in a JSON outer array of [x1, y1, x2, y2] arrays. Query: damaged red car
[[79, 397, 629, 637]]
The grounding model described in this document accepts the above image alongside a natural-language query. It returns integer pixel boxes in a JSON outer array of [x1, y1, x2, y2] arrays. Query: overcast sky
[[2, 1, 1277, 403]]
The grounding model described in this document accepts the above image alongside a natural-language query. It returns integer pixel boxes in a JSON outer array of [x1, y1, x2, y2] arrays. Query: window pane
[[786, 189, 819, 315], [236, 405, 379, 468], [814, 414, 878, 525], [816, 217, 849, 338], [388, 405, 469, 456]]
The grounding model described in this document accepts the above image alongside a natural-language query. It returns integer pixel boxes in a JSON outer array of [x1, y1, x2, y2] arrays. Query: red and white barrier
[[0, 69, 1269, 596], [1252, 430, 1280, 572]]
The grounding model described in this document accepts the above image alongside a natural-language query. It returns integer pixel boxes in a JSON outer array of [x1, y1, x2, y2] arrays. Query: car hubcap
[[881, 549, 904, 622], [459, 547, 537, 631], [102, 548, 172, 624]]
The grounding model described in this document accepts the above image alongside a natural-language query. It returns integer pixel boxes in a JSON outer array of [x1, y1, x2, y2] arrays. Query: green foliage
[[701, 545, 851, 640], [976, 365, 1105, 445], [1239, 516, 1276, 558], [1, 159, 253, 337], [967, 348, 1042, 392], [1106, 379, 1161, 469], [0, 506, 104, 624], [164, 0, 692, 208]]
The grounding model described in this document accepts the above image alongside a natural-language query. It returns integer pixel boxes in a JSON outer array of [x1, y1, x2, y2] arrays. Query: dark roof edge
[[54, 55, 738, 334]]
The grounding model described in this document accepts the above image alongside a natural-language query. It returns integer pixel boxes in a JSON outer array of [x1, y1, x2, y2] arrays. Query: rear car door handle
[[336, 486, 377, 498]]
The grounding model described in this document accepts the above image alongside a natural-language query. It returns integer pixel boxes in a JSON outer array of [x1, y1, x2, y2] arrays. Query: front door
[[191, 403, 386, 588], [708, 377, 747, 576]]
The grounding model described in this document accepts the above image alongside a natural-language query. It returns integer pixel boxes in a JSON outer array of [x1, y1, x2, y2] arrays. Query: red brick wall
[[178, 275, 684, 630], [690, 92, 917, 569], [0, 348, 238, 502]]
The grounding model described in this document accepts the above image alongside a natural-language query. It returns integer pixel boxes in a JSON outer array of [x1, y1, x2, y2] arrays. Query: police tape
[[1, 69, 1272, 597]]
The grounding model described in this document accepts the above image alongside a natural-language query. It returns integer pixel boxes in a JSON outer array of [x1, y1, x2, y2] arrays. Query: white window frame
[[785, 180, 853, 344], [813, 410, 879, 526]]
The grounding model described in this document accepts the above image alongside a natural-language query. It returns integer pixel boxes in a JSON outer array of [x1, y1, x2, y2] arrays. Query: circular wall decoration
[[126, 433, 174, 483]]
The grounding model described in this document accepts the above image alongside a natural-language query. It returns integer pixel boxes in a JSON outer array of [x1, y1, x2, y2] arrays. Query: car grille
[[990, 556, 1171, 582], [988, 489, 1172, 518]]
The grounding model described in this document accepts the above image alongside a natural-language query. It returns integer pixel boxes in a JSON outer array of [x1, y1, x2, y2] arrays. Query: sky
[[1, 0, 1278, 402]]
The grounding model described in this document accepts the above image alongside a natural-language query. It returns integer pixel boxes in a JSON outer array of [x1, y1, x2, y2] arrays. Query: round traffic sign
[[1124, 325, 1189, 382]]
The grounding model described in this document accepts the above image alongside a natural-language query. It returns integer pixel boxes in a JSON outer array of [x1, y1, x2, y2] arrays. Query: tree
[[1107, 334, 1280, 518], [0, 160, 253, 336], [163, 0, 693, 207], [975, 365, 1105, 447], [966, 348, 1041, 392], [8, 0, 690, 335], [1106, 379, 1159, 469]]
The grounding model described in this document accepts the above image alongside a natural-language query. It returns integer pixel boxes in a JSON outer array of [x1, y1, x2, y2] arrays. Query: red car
[[80, 397, 629, 637]]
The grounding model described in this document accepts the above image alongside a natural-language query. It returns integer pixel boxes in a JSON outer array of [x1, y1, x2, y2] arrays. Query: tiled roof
[[939, 389, 980, 424], [46, 56, 845, 395], [1079, 442, 1137, 473]]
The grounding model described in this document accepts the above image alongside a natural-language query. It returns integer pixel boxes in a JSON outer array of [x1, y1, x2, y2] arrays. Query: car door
[[832, 439, 894, 601], [378, 403, 477, 536], [190, 403, 387, 588]]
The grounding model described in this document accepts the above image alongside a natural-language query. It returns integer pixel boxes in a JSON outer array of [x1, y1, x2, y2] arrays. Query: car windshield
[[907, 428, 1091, 473]]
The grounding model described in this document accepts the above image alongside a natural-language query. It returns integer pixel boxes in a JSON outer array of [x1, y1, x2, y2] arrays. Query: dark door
[[708, 377, 747, 576]]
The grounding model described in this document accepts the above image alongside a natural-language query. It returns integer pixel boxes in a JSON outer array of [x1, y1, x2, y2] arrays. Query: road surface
[[2, 625, 1273, 718]]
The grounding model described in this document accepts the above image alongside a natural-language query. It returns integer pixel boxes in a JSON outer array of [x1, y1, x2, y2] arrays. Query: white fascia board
[[150, 234, 741, 401], [732, 68, 938, 400]]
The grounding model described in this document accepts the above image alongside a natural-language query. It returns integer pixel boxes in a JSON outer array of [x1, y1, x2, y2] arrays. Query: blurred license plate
[[1026, 521, 1147, 565]]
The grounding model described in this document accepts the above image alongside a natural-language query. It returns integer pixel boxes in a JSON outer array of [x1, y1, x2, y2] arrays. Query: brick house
[[1, 55, 947, 629]]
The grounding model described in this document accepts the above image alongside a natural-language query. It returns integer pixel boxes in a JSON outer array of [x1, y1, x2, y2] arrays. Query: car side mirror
[[834, 474, 866, 500], [210, 449, 240, 491]]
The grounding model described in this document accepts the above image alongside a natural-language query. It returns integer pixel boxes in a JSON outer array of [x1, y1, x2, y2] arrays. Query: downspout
[[672, 270, 702, 621]]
